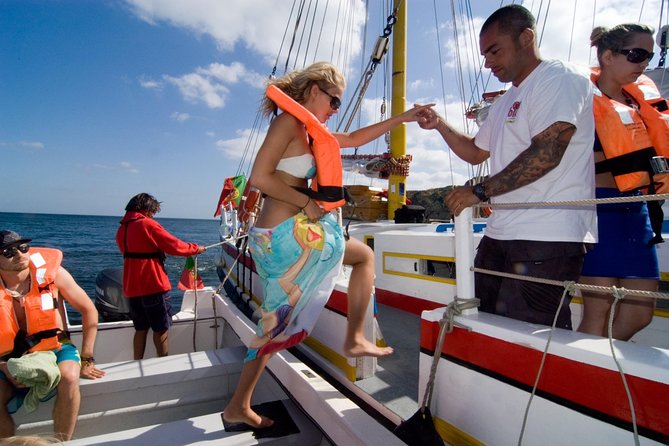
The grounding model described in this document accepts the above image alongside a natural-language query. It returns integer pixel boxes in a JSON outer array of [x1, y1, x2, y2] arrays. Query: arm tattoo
[[486, 121, 575, 197]]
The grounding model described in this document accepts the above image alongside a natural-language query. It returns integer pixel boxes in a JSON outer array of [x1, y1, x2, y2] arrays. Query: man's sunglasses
[[318, 86, 342, 111], [614, 48, 654, 64], [2, 243, 29, 259]]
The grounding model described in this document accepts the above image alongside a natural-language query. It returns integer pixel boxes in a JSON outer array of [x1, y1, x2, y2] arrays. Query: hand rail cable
[[190, 233, 249, 352], [471, 266, 669, 300], [474, 191, 669, 209]]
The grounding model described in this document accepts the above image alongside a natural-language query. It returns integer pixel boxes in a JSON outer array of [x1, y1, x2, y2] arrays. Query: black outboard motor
[[94, 267, 131, 322]]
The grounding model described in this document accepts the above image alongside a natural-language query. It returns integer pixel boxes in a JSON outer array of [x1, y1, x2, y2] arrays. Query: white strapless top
[[276, 153, 316, 179]]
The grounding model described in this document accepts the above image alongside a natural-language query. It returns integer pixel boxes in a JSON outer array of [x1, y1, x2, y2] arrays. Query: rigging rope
[[421, 297, 480, 412], [517, 283, 572, 445], [607, 288, 640, 446], [434, 1, 455, 187]]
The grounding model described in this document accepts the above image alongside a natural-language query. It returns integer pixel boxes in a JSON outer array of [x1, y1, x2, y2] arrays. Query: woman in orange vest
[[579, 24, 667, 340], [221, 61, 433, 430]]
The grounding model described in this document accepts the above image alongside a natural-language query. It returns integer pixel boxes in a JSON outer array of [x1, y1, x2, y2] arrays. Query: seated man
[[0, 230, 105, 441]]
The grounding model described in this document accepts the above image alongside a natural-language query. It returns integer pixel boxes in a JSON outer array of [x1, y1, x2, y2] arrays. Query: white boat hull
[[218, 216, 669, 445]]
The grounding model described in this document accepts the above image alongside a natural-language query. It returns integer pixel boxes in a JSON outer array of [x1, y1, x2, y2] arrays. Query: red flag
[[177, 256, 205, 291], [213, 175, 247, 217]]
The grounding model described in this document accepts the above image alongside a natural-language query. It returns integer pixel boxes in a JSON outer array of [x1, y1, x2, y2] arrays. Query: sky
[[1, 0, 666, 219]]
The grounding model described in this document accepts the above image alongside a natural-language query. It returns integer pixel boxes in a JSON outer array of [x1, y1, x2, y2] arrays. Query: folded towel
[[7, 351, 61, 413]]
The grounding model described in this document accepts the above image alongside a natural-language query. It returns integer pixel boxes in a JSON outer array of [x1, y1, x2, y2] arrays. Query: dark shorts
[[581, 188, 659, 279], [474, 236, 588, 329], [128, 292, 173, 332], [1, 341, 80, 414]]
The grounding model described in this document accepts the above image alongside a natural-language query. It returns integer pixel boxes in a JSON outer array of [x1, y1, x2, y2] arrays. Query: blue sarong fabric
[[246, 212, 345, 361]]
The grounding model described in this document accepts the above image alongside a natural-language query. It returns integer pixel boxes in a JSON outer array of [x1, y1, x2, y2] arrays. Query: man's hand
[[445, 186, 480, 216], [80, 362, 106, 380], [415, 106, 440, 130]]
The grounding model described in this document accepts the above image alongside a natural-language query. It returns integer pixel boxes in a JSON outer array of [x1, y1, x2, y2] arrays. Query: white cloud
[[170, 111, 190, 122], [164, 62, 265, 109], [0, 141, 45, 151], [215, 127, 267, 160], [19, 141, 45, 150], [139, 76, 163, 91], [124, 0, 367, 65], [120, 161, 140, 174]]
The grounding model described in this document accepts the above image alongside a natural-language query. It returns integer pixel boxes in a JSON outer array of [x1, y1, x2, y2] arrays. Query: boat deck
[[354, 303, 421, 421], [15, 346, 332, 445]]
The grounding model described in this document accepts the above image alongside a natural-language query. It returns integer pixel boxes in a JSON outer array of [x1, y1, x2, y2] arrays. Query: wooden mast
[[387, 0, 407, 219]]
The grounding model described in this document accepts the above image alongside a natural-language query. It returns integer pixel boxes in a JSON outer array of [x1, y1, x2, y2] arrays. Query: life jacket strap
[[123, 252, 164, 259], [293, 185, 346, 203], [595, 147, 655, 176], [9, 328, 61, 359]]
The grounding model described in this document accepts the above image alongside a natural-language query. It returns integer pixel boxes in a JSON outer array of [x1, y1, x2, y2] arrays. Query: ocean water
[[0, 212, 222, 323]]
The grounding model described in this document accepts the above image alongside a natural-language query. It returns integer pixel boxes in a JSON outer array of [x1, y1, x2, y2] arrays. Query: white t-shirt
[[475, 60, 597, 243]]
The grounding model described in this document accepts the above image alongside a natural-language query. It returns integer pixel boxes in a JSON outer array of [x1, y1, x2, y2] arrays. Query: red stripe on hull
[[376, 288, 443, 315], [420, 319, 669, 439]]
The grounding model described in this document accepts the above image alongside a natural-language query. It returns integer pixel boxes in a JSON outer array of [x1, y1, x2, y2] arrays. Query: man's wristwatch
[[472, 182, 488, 202]]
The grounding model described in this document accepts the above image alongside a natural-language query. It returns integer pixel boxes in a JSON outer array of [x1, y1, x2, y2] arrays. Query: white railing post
[[454, 208, 476, 301]]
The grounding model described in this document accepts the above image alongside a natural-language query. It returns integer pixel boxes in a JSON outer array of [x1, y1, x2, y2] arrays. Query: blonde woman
[[222, 62, 432, 430], [579, 24, 665, 340]]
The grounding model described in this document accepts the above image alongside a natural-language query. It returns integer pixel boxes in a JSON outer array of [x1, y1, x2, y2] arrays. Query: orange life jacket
[[591, 68, 669, 192], [0, 248, 62, 357], [266, 84, 346, 210]]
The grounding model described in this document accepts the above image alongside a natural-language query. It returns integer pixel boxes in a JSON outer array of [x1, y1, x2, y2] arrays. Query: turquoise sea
[[0, 212, 222, 323]]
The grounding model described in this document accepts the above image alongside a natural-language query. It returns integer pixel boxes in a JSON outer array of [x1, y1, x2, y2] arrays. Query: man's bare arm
[[485, 121, 576, 197]]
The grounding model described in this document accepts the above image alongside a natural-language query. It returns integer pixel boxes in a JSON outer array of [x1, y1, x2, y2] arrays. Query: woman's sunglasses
[[318, 86, 342, 111], [2, 243, 30, 259], [614, 48, 654, 64]]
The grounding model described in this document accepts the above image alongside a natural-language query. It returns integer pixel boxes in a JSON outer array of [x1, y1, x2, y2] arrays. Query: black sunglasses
[[318, 86, 341, 111], [2, 243, 29, 259], [614, 47, 654, 64]]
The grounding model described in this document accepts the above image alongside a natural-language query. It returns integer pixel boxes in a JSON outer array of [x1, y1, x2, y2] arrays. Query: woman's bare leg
[[342, 237, 393, 357], [578, 276, 656, 340], [222, 354, 274, 428]]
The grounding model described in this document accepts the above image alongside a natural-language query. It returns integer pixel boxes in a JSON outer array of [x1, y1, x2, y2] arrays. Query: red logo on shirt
[[507, 101, 521, 120]]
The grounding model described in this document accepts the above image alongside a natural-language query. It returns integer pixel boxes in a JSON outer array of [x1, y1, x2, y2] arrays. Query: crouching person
[[0, 230, 105, 441]]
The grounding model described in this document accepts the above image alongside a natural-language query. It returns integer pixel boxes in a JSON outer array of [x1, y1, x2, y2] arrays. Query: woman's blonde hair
[[260, 61, 346, 117], [0, 435, 62, 446]]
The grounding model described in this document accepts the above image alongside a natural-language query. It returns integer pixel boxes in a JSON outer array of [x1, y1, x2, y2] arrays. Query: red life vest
[[266, 84, 346, 210], [0, 248, 62, 357], [591, 68, 669, 192]]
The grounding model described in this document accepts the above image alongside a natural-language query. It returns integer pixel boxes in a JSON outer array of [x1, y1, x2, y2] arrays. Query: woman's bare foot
[[222, 406, 274, 430], [343, 338, 394, 357]]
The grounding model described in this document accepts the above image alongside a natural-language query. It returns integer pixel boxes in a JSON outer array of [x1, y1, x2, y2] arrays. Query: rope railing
[[472, 266, 669, 300], [474, 191, 669, 209]]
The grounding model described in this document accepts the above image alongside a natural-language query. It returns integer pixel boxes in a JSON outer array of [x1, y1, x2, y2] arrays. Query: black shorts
[[128, 292, 173, 332], [474, 236, 588, 329]]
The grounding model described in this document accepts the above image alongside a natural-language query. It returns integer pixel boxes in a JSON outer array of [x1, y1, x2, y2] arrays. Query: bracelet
[[300, 196, 311, 210], [81, 356, 95, 365]]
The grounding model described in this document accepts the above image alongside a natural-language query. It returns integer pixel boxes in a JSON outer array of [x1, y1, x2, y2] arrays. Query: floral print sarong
[[245, 212, 344, 361]]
